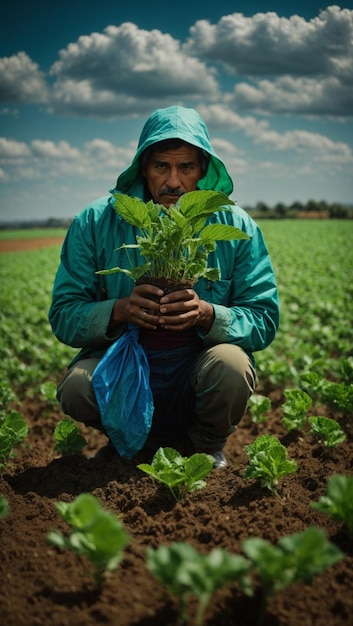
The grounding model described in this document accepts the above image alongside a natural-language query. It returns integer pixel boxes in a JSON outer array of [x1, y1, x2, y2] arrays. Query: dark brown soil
[[1, 390, 352, 626]]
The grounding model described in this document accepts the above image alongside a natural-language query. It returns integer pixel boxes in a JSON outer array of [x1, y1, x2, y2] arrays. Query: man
[[49, 106, 279, 468]]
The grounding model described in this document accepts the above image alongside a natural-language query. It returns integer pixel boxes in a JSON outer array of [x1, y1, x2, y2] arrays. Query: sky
[[1, 1, 353, 222]]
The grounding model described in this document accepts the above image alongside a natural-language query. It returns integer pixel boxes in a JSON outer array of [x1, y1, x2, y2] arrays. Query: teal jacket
[[49, 106, 279, 365]]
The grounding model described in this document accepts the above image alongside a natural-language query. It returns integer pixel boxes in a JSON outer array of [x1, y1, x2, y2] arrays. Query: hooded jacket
[[49, 106, 279, 365]]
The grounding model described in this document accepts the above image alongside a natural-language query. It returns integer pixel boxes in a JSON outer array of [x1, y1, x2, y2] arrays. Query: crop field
[[0, 220, 352, 626]]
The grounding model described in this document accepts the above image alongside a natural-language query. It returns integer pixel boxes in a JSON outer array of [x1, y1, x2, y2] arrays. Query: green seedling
[[243, 527, 343, 626], [281, 388, 312, 431], [308, 416, 346, 449], [321, 381, 353, 415], [299, 371, 329, 402], [39, 380, 58, 406], [311, 474, 353, 537], [138, 447, 214, 501], [0, 410, 29, 475], [243, 434, 297, 495], [147, 542, 252, 625], [0, 494, 9, 518], [47, 493, 130, 587], [248, 394, 271, 424], [96, 190, 249, 283], [53, 418, 87, 456]]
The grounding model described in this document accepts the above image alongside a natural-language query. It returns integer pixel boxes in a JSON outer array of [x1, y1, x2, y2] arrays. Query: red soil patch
[[0, 237, 64, 253]]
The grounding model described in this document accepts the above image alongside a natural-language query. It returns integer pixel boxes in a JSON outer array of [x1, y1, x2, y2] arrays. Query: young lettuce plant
[[310, 474, 353, 538], [96, 190, 249, 284], [146, 542, 253, 626], [243, 527, 343, 626], [0, 410, 29, 476], [47, 493, 130, 588], [247, 394, 271, 424], [281, 388, 312, 431], [53, 417, 87, 456], [138, 447, 214, 501], [243, 434, 297, 495], [321, 381, 353, 415], [308, 416, 346, 449]]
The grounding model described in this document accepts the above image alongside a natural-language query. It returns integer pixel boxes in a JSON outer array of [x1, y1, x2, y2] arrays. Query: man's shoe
[[210, 450, 227, 469], [90, 441, 116, 460]]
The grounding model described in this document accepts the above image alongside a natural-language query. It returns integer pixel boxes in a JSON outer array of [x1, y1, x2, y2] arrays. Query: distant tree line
[[245, 199, 352, 219], [0, 217, 73, 230], [0, 200, 352, 230]]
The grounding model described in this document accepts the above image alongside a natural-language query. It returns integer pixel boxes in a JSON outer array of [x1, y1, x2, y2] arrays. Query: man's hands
[[108, 284, 214, 333], [159, 289, 214, 331]]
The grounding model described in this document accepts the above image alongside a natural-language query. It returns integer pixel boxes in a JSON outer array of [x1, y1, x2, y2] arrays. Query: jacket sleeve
[[48, 214, 124, 349], [197, 214, 280, 353]]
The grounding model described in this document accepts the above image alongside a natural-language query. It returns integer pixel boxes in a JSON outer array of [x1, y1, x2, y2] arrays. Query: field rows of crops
[[0, 220, 352, 626], [1, 220, 352, 394]]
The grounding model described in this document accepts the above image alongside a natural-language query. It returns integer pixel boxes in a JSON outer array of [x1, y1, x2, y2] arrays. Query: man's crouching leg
[[56, 358, 104, 433], [188, 344, 257, 465]]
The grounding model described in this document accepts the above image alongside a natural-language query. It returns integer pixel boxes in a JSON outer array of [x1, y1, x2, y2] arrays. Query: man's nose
[[166, 167, 181, 188]]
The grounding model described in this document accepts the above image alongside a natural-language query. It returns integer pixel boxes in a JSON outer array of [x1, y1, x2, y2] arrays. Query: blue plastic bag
[[91, 325, 154, 458]]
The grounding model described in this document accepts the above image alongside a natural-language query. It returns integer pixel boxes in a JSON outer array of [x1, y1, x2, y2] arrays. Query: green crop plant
[[0, 410, 29, 476], [310, 474, 353, 537], [281, 388, 312, 431], [53, 418, 87, 456], [247, 393, 271, 424], [47, 493, 130, 588], [243, 527, 343, 625], [308, 416, 346, 449], [243, 434, 297, 495], [146, 542, 253, 625], [96, 190, 249, 283], [138, 447, 214, 501]]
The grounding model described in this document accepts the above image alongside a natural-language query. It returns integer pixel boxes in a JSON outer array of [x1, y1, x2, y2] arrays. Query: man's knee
[[195, 344, 256, 398], [57, 358, 101, 425]]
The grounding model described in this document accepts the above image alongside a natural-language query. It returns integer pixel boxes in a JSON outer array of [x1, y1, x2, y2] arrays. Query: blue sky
[[1, 1, 353, 222]]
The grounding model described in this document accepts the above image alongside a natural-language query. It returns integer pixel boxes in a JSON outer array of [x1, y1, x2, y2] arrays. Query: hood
[[113, 106, 233, 198]]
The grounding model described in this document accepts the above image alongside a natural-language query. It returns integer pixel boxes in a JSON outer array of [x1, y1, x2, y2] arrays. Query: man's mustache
[[158, 187, 183, 198]]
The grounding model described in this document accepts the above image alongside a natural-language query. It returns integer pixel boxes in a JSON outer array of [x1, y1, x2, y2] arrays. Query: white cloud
[[49, 22, 219, 117], [0, 52, 48, 103], [196, 104, 353, 165], [229, 76, 353, 116], [0, 136, 135, 183], [0, 137, 31, 158], [186, 6, 353, 117], [185, 6, 353, 78], [30, 140, 81, 159]]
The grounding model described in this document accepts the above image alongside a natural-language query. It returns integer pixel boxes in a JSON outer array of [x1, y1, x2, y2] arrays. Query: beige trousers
[[57, 343, 256, 454]]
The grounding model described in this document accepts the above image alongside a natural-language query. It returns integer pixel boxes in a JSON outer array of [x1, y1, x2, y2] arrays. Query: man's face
[[142, 144, 203, 207]]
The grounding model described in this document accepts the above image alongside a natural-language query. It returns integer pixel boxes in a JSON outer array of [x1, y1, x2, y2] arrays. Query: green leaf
[[308, 415, 346, 448], [243, 434, 297, 494], [279, 527, 343, 582], [310, 474, 353, 536], [98, 190, 248, 282], [48, 493, 130, 587], [200, 223, 249, 244], [53, 418, 87, 456], [138, 447, 213, 500], [147, 542, 252, 625], [113, 194, 152, 230]]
